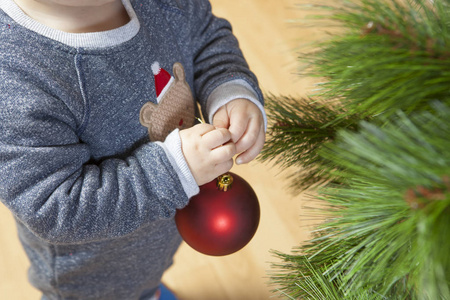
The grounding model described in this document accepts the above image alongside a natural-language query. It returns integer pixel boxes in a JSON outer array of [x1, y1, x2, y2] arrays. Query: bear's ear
[[172, 62, 186, 82], [139, 102, 156, 128]]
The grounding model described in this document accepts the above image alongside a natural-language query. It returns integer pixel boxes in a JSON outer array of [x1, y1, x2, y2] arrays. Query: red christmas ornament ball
[[175, 172, 260, 256]]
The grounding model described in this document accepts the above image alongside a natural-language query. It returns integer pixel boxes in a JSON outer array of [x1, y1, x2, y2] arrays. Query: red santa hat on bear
[[152, 62, 174, 103]]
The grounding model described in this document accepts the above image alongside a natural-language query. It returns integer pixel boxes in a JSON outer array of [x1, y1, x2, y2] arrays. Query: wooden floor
[[0, 1, 330, 299]]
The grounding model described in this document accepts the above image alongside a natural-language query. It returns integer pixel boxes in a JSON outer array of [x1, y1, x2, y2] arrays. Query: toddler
[[0, 0, 265, 299]]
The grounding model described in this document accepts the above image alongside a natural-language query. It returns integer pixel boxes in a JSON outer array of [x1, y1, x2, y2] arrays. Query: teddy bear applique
[[140, 62, 196, 142]]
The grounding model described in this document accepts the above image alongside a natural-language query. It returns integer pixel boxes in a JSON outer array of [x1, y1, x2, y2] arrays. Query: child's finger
[[213, 159, 235, 177], [234, 118, 261, 154], [228, 111, 249, 143], [188, 123, 216, 136], [202, 127, 232, 150], [236, 129, 265, 165], [212, 106, 230, 129], [210, 141, 236, 164]]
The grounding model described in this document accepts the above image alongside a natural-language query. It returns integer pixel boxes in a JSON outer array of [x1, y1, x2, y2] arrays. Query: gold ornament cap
[[217, 173, 233, 192]]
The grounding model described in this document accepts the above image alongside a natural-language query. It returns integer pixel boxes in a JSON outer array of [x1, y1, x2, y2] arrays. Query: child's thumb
[[212, 106, 230, 129]]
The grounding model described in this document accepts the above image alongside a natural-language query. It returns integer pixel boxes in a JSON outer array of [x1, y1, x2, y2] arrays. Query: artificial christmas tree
[[261, 0, 450, 299]]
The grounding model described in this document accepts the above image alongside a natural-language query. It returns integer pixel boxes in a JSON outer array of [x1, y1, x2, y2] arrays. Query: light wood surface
[[0, 1, 329, 299]]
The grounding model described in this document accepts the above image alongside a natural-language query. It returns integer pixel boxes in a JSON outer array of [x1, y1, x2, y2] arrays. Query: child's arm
[[172, 0, 266, 164], [170, 0, 266, 135], [0, 76, 202, 245]]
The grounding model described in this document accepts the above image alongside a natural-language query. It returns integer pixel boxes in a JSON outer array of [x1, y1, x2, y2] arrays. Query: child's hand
[[179, 124, 236, 186], [212, 99, 265, 165]]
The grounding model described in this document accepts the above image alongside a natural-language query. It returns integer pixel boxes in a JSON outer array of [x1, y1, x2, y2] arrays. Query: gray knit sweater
[[0, 0, 264, 299]]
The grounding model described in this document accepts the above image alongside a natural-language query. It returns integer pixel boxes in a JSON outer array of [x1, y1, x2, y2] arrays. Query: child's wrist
[[156, 129, 199, 198]]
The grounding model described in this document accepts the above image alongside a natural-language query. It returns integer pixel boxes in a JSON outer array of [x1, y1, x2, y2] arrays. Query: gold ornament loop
[[217, 173, 234, 192]]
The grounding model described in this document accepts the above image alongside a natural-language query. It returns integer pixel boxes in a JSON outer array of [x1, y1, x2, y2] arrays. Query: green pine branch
[[305, 0, 450, 121], [269, 103, 450, 299], [263, 1, 450, 298], [270, 252, 390, 300], [261, 0, 450, 191], [260, 95, 360, 190]]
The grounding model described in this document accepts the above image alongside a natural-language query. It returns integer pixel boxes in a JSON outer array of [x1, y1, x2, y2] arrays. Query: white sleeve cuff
[[156, 129, 200, 199], [206, 79, 267, 131]]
